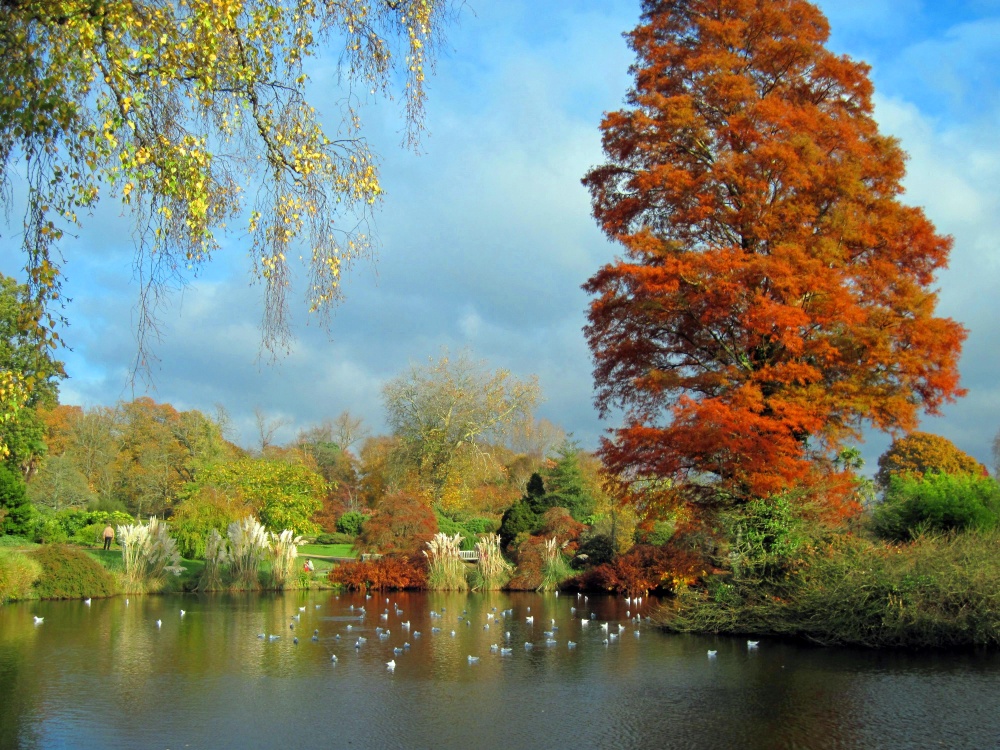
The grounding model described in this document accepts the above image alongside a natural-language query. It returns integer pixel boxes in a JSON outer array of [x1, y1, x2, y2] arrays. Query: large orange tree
[[583, 0, 966, 511]]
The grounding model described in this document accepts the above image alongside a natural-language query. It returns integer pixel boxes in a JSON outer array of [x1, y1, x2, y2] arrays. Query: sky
[[2, 0, 999, 473]]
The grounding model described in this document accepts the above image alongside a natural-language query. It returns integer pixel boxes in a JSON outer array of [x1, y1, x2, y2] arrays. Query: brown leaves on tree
[[583, 0, 966, 509]]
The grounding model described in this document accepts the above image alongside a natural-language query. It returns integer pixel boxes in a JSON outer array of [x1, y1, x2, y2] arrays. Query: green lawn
[[298, 543, 356, 559]]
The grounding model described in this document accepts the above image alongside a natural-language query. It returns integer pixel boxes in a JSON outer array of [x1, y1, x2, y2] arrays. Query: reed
[[226, 517, 270, 590], [117, 517, 185, 592], [471, 534, 512, 591], [424, 532, 468, 591], [538, 536, 571, 592], [268, 529, 304, 590], [200, 528, 230, 591]]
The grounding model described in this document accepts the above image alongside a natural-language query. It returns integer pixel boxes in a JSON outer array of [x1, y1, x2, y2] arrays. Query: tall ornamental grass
[[471, 534, 512, 591], [538, 536, 571, 592], [268, 529, 304, 590], [227, 517, 270, 590], [200, 528, 230, 591], [424, 532, 468, 591], [117, 517, 185, 592]]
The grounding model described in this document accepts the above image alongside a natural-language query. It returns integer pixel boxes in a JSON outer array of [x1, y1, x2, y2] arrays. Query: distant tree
[[543, 442, 597, 522], [382, 350, 540, 504], [191, 457, 325, 535], [0, 464, 32, 536], [27, 455, 94, 512], [358, 491, 437, 555], [583, 0, 966, 510], [877, 432, 986, 489]]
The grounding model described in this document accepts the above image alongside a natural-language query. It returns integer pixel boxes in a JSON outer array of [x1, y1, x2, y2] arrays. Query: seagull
[[567, 641, 577, 648], [386, 659, 396, 671], [747, 640, 759, 650], [33, 616, 43, 624], [83, 598, 91, 605], [500, 647, 512, 655], [525, 615, 534, 624], [708, 650, 718, 658], [467, 655, 479, 663], [490, 644, 499, 652], [180, 610, 186, 617], [257, 633, 266, 639], [331, 654, 338, 663], [156, 620, 162, 628], [524, 642, 533, 649], [299, 606, 306, 612]]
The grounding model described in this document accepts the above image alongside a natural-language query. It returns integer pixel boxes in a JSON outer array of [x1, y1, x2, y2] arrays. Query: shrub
[[573, 533, 615, 569], [498, 500, 537, 551], [661, 529, 1000, 648], [336, 511, 366, 537], [29, 544, 118, 599], [872, 473, 1000, 541], [316, 531, 354, 545], [358, 492, 437, 555], [728, 494, 805, 580], [328, 554, 426, 591], [0, 548, 42, 603]]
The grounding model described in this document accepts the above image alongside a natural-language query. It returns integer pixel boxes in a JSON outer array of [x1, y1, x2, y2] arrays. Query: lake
[[2, 590, 999, 749]]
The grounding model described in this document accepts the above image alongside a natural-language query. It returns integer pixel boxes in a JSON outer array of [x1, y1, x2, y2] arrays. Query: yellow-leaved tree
[[2, 0, 456, 375]]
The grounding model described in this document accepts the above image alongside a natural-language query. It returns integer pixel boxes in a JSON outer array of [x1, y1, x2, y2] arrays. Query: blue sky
[[2, 0, 999, 473]]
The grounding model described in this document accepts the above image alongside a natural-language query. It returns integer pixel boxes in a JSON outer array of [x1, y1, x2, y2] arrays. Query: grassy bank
[[656, 529, 1000, 649]]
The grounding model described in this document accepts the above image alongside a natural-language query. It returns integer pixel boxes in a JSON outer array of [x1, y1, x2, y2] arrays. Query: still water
[[2, 590, 999, 749]]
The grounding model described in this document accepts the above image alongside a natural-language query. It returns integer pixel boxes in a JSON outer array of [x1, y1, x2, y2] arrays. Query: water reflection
[[2, 591, 998, 749]]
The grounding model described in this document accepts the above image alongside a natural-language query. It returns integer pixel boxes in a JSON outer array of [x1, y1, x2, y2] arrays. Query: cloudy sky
[[2, 0, 999, 472]]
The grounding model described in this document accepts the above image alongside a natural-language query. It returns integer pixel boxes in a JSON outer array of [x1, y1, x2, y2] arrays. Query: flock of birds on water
[[31, 592, 762, 668]]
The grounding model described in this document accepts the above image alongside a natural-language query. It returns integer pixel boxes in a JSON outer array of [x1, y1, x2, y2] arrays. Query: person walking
[[102, 525, 114, 550]]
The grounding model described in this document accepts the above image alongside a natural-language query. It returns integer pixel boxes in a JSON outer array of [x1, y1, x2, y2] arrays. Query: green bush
[[0, 548, 42, 603], [0, 465, 34, 536], [729, 494, 805, 580], [872, 473, 1000, 541], [336, 511, 366, 537], [498, 500, 538, 550], [315, 532, 354, 545], [29, 544, 119, 599], [661, 527, 1000, 649]]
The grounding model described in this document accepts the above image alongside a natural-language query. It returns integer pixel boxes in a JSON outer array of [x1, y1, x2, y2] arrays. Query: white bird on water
[[708, 650, 718, 658], [386, 659, 396, 671], [180, 610, 186, 617], [156, 619, 162, 628], [747, 640, 759, 650], [467, 655, 480, 663], [83, 598, 91, 605], [33, 616, 43, 624]]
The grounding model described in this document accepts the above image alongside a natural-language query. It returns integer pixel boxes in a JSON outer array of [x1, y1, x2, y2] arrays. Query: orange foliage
[[357, 491, 437, 555], [876, 432, 987, 488], [567, 543, 707, 597], [583, 0, 966, 510], [328, 554, 426, 591]]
